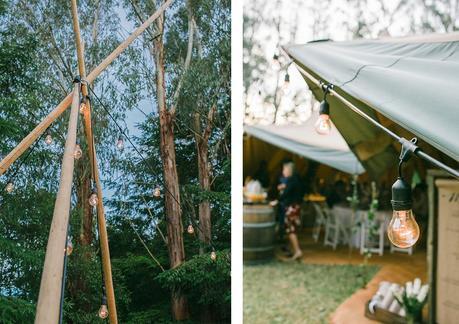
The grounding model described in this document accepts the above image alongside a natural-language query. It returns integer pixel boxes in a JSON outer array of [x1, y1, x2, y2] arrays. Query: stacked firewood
[[368, 279, 429, 317]]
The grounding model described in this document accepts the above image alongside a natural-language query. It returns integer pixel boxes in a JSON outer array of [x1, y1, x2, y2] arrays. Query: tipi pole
[[70, 1, 118, 322], [72, 0, 118, 324], [0, 0, 174, 176], [35, 83, 80, 324]]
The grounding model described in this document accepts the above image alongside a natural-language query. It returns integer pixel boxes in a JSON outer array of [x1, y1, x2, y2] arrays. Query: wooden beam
[[0, 0, 174, 176], [35, 84, 80, 324], [70, 1, 118, 322]]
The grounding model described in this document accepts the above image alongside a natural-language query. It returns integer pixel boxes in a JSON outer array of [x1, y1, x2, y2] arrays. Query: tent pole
[[290, 60, 459, 179], [0, 0, 174, 176], [70, 1, 118, 322], [35, 84, 80, 324]]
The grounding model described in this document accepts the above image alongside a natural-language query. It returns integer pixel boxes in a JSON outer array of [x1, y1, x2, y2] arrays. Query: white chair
[[312, 203, 327, 242], [359, 211, 385, 256], [390, 244, 413, 255], [323, 207, 349, 250]]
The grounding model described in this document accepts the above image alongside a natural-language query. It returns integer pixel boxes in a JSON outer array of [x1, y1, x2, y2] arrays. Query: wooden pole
[[35, 84, 80, 324], [0, 0, 174, 176], [70, 1, 118, 323]]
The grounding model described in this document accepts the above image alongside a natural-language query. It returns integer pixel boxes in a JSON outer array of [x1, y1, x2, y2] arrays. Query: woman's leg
[[288, 233, 302, 260]]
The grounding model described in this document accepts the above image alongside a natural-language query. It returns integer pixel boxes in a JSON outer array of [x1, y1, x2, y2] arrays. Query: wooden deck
[[279, 229, 427, 323]]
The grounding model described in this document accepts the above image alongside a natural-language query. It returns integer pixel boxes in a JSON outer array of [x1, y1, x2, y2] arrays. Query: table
[[331, 206, 392, 248]]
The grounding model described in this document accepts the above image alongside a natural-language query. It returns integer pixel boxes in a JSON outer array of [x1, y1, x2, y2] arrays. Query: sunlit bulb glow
[[89, 192, 98, 207], [187, 224, 194, 234], [98, 304, 108, 319], [66, 237, 73, 256], [314, 114, 332, 135], [45, 134, 53, 145], [74, 143, 83, 160], [79, 101, 86, 115], [116, 137, 124, 151], [210, 251, 217, 261], [387, 209, 420, 248], [153, 187, 161, 198], [5, 182, 14, 193]]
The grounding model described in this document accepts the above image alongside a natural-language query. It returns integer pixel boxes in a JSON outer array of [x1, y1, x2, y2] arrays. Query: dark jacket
[[279, 174, 303, 206]]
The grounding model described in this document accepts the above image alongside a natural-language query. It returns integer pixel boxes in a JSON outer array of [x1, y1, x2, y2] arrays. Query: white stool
[[312, 203, 327, 242], [359, 213, 385, 256], [323, 207, 349, 250]]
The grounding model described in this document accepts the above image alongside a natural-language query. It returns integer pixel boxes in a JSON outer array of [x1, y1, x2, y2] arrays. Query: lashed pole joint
[[0, 0, 174, 177]]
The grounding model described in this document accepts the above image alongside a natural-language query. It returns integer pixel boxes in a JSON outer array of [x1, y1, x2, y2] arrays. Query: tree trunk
[[153, 14, 189, 321], [193, 112, 213, 251], [77, 161, 93, 247], [197, 146, 211, 246]]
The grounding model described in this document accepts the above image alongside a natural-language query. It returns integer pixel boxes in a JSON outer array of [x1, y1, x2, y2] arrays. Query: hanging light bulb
[[153, 187, 161, 198], [388, 177, 420, 248], [66, 236, 73, 256], [98, 295, 108, 319], [74, 140, 83, 160], [210, 250, 217, 261], [282, 73, 290, 91], [79, 97, 87, 115], [187, 224, 194, 234], [315, 97, 332, 135], [89, 188, 98, 207], [5, 182, 14, 193], [272, 53, 280, 70], [116, 135, 124, 151], [44, 131, 53, 145]]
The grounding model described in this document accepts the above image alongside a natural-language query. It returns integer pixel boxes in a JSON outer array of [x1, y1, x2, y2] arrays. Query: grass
[[243, 262, 380, 324]]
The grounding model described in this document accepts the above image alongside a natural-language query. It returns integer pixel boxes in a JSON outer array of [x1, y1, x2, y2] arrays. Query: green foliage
[[157, 250, 231, 321], [0, 296, 35, 324]]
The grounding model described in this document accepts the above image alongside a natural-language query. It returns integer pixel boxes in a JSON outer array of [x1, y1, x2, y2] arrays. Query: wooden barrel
[[243, 204, 276, 263]]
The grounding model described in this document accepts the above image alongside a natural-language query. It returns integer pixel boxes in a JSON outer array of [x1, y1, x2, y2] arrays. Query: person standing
[[277, 161, 304, 261]]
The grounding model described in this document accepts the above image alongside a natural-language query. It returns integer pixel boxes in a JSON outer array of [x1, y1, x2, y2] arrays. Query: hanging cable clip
[[397, 137, 419, 177], [399, 137, 419, 163], [320, 82, 334, 99]]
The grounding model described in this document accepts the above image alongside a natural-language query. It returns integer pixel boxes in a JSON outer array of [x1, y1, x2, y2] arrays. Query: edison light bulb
[[116, 136, 124, 151], [74, 143, 83, 160], [5, 182, 14, 193], [210, 251, 217, 261], [89, 191, 98, 207], [315, 114, 332, 135], [98, 304, 108, 319], [283, 73, 290, 90], [66, 237, 73, 256], [79, 99, 86, 115], [45, 134, 53, 145], [388, 177, 420, 248], [187, 224, 194, 234], [153, 187, 161, 198], [387, 209, 420, 248], [272, 53, 280, 70]]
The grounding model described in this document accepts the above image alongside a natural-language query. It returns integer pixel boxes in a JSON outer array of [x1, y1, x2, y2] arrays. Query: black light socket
[[319, 100, 330, 115], [391, 177, 412, 211], [101, 295, 107, 305], [284, 73, 290, 83]]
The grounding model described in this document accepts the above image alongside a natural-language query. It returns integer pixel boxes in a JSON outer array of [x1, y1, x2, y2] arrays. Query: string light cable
[[85, 84, 218, 254], [284, 55, 459, 180]]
